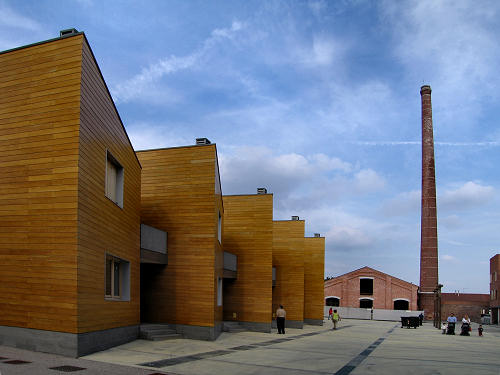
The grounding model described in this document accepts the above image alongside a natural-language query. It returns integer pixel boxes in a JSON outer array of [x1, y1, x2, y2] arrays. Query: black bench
[[401, 316, 419, 328]]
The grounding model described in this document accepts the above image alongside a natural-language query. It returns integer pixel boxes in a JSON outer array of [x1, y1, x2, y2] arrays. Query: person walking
[[328, 307, 333, 320], [332, 309, 341, 330], [276, 305, 286, 334]]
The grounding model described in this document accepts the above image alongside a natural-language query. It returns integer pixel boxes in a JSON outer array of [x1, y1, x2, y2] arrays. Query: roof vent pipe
[[60, 28, 79, 37], [257, 188, 267, 194], [196, 138, 211, 145], [291, 216, 299, 221], [314, 233, 321, 238]]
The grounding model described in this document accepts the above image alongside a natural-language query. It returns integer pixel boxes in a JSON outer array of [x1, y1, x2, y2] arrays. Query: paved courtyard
[[2, 319, 500, 374]]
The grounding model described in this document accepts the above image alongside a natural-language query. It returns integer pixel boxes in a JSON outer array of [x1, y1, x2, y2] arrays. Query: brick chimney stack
[[419, 85, 439, 320]]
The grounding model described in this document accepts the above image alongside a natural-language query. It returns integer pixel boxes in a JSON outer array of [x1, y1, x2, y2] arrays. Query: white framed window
[[105, 254, 130, 301], [217, 211, 222, 243], [217, 277, 223, 306], [105, 150, 124, 208]]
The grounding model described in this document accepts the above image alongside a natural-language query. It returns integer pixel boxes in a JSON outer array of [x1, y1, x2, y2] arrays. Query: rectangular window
[[217, 277, 223, 306], [105, 151, 124, 208], [105, 254, 130, 301], [360, 278, 373, 295]]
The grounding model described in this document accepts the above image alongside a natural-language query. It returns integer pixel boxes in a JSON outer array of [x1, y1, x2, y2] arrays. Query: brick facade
[[324, 266, 418, 310], [441, 293, 489, 324], [490, 254, 500, 324], [419, 85, 439, 320]]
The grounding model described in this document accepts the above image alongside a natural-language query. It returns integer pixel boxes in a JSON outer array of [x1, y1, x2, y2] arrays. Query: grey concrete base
[[304, 319, 323, 326], [239, 321, 271, 333], [77, 325, 139, 356], [174, 323, 222, 341], [0, 324, 139, 357], [271, 319, 303, 329]]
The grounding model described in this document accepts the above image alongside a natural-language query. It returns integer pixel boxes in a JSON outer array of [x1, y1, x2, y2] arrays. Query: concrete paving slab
[[3, 319, 493, 375]]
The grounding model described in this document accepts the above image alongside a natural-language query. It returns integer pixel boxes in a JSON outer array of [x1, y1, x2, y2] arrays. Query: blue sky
[[2, 0, 499, 293]]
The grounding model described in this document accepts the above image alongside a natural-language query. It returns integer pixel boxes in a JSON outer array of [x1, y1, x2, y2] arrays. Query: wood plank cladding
[[0, 36, 83, 333], [222, 194, 273, 324], [0, 33, 141, 335], [304, 237, 325, 321], [77, 38, 141, 333], [272, 220, 305, 323], [137, 145, 223, 328]]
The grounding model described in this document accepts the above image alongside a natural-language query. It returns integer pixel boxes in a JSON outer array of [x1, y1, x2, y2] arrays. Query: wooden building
[[137, 140, 224, 340], [304, 235, 325, 325], [272, 218, 305, 328], [0, 29, 327, 356], [0, 29, 141, 357], [222, 191, 273, 332]]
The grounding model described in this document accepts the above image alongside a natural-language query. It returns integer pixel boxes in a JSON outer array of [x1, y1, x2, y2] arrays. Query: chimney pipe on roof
[[60, 28, 79, 37], [314, 233, 321, 238], [257, 187, 267, 194], [196, 138, 211, 145], [291, 216, 299, 221]]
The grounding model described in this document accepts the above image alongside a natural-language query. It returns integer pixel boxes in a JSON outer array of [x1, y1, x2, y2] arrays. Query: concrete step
[[140, 324, 180, 341], [222, 321, 247, 333]]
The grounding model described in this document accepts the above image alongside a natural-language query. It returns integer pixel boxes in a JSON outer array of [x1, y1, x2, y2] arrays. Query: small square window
[[105, 151, 124, 208], [105, 254, 130, 301]]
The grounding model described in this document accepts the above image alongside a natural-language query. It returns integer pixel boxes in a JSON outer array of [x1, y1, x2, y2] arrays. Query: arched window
[[359, 298, 373, 308], [325, 296, 340, 306], [393, 299, 409, 310]]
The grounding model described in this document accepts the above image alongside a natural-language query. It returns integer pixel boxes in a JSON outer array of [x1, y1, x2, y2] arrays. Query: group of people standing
[[275, 305, 342, 334], [442, 313, 483, 336]]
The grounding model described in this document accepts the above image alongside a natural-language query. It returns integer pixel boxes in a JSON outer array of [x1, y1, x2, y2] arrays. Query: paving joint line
[[138, 328, 334, 368], [333, 324, 398, 375]]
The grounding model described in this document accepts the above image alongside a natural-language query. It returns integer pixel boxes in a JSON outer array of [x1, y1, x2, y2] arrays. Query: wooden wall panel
[[304, 237, 325, 321], [138, 145, 221, 328], [0, 36, 83, 333], [222, 194, 273, 323], [272, 220, 304, 323], [76, 38, 141, 333]]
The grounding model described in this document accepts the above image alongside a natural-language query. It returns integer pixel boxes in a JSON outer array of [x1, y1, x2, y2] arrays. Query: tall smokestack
[[419, 85, 439, 320]]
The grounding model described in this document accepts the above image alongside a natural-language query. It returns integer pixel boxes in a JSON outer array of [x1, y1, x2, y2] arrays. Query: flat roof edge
[[0, 31, 84, 56]]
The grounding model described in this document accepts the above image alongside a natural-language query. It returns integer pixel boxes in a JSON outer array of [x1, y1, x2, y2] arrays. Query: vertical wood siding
[[138, 145, 221, 327], [0, 36, 83, 333], [304, 237, 325, 321], [76, 38, 141, 333], [272, 220, 305, 322], [222, 194, 273, 323]]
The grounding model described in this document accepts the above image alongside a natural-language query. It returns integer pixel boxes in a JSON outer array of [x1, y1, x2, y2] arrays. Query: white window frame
[[105, 150, 124, 208], [105, 253, 130, 301]]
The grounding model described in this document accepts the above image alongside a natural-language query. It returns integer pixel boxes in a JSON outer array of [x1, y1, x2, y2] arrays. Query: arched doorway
[[325, 297, 340, 306], [359, 298, 373, 308], [393, 299, 409, 310]]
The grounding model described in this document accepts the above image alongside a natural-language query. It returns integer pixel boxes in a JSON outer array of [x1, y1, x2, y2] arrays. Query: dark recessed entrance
[[393, 299, 409, 310], [325, 297, 340, 307], [359, 299, 373, 308]]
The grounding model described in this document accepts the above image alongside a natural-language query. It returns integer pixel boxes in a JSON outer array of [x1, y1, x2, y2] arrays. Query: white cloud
[[327, 225, 373, 251], [441, 254, 457, 262], [381, 190, 420, 216], [381, 0, 500, 122], [0, 3, 41, 31], [439, 181, 495, 211], [111, 20, 245, 103], [126, 122, 193, 151], [354, 169, 386, 192]]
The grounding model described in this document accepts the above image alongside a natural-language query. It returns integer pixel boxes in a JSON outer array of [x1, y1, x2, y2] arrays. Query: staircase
[[139, 324, 181, 341], [222, 321, 247, 333]]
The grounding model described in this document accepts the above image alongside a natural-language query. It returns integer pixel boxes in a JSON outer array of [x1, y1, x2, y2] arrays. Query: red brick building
[[441, 293, 489, 324], [324, 266, 418, 310], [490, 254, 500, 324]]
